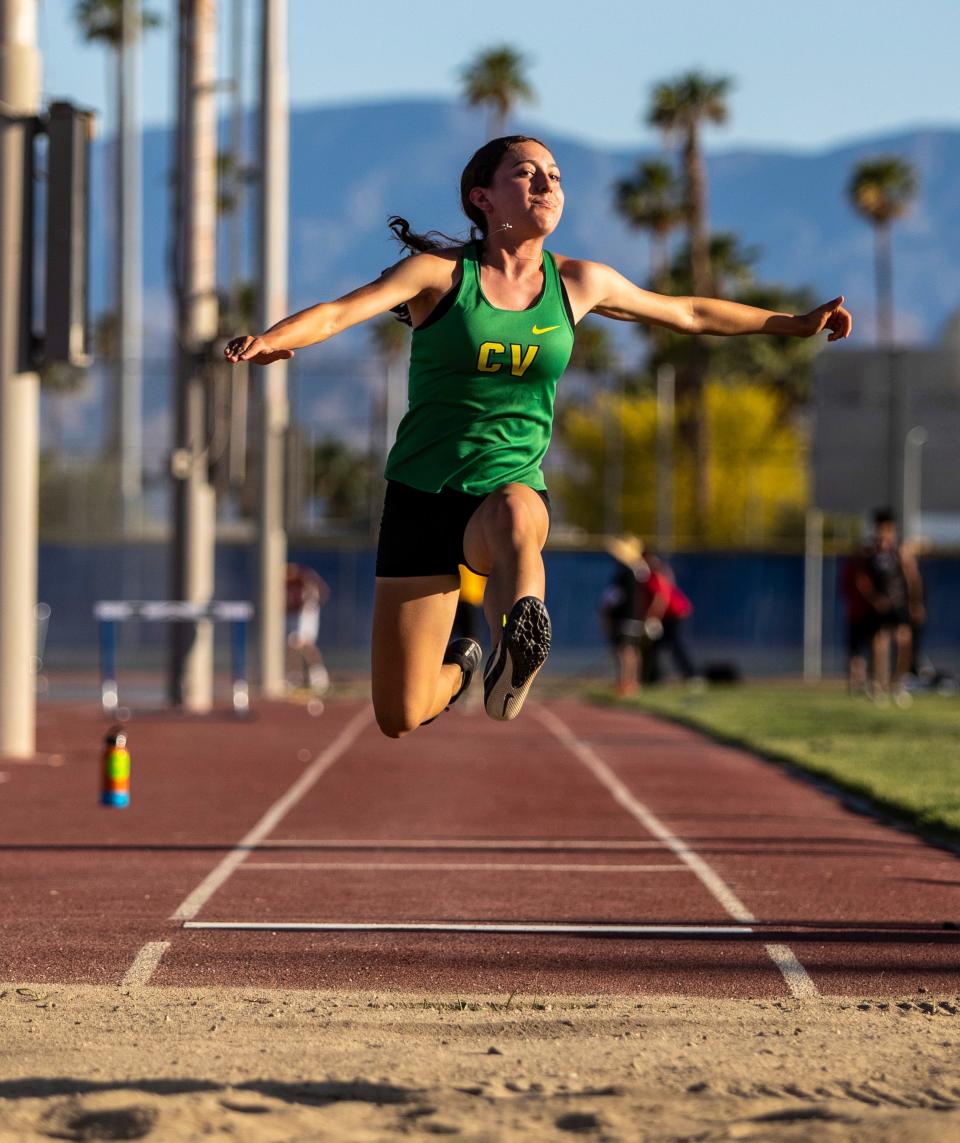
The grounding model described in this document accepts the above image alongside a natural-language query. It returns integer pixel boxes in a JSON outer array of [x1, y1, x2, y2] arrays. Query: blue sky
[[38, 0, 960, 151]]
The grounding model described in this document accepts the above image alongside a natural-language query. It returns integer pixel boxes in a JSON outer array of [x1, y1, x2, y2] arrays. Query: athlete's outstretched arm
[[223, 253, 454, 366], [560, 260, 853, 341]]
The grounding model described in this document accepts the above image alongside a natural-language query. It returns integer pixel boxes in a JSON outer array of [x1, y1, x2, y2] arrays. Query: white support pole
[[118, 0, 143, 534], [384, 355, 406, 463], [656, 363, 675, 552], [902, 426, 927, 542], [256, 0, 289, 697], [169, 0, 218, 711], [803, 508, 824, 682], [602, 365, 624, 537], [0, 0, 40, 758]]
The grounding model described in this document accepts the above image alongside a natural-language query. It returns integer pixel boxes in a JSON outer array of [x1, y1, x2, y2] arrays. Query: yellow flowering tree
[[555, 378, 807, 547]]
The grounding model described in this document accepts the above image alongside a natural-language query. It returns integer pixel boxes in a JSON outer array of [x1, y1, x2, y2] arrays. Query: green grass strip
[[588, 684, 960, 840]]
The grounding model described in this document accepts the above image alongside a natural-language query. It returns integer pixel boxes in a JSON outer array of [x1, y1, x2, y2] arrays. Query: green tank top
[[384, 242, 575, 495]]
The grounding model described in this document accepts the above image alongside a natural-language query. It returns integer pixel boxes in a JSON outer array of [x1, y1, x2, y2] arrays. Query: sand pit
[[2, 983, 959, 1140]]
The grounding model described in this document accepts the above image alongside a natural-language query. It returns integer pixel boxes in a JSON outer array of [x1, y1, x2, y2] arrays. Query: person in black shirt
[[599, 535, 649, 696], [864, 510, 920, 704]]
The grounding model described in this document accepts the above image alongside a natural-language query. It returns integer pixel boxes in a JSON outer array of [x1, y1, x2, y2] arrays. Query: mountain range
[[51, 99, 959, 461], [92, 96, 960, 353]]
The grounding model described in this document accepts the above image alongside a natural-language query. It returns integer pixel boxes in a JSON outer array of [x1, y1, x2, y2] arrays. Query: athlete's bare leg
[[462, 483, 550, 637], [616, 643, 639, 696], [848, 652, 867, 694], [893, 622, 913, 689], [372, 575, 462, 738], [872, 627, 892, 695]]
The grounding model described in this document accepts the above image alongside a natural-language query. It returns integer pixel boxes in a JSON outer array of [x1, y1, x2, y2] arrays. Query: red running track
[[1, 697, 958, 997]]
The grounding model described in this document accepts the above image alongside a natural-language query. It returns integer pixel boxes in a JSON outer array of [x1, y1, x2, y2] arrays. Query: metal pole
[[0, 0, 40, 757], [169, 0, 218, 711], [902, 426, 927, 542], [656, 363, 675, 552], [225, 0, 248, 489], [118, 0, 143, 534], [803, 508, 824, 682], [602, 368, 623, 537], [886, 349, 906, 518], [256, 0, 289, 697], [384, 355, 406, 463], [229, 0, 245, 303]]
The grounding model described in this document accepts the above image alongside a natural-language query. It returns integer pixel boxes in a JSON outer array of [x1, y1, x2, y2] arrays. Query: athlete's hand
[[798, 296, 853, 342], [223, 334, 295, 365]]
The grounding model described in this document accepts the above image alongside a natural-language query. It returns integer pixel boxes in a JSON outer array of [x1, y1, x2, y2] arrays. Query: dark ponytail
[[386, 215, 461, 254]]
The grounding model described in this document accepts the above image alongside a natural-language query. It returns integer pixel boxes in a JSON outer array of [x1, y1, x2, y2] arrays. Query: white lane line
[[260, 838, 669, 850], [121, 941, 170, 987], [238, 861, 688, 872], [532, 706, 819, 999], [170, 706, 374, 922], [766, 943, 820, 996], [184, 921, 754, 936]]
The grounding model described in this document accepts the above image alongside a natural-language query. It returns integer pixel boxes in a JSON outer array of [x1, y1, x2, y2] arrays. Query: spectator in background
[[839, 540, 874, 694], [862, 509, 921, 705], [599, 535, 648, 696], [285, 563, 331, 694], [638, 552, 697, 686]]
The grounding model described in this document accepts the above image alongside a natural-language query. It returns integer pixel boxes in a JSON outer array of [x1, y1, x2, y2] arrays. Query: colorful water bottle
[[101, 727, 131, 808]]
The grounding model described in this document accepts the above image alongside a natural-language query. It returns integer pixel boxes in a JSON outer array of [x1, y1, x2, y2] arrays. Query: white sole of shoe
[[484, 598, 551, 722]]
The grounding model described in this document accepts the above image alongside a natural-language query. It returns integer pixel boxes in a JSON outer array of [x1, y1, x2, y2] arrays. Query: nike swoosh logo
[[531, 324, 560, 335]]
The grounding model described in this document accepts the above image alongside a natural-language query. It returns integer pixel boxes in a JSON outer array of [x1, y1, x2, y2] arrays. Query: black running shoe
[[483, 596, 551, 722], [445, 637, 483, 705], [421, 637, 483, 725]]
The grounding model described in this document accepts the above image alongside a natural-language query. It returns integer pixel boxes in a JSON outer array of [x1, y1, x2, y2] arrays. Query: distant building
[[813, 337, 960, 542]]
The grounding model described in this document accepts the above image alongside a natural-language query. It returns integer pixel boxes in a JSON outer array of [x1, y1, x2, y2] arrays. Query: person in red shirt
[[639, 553, 696, 685], [839, 541, 874, 694]]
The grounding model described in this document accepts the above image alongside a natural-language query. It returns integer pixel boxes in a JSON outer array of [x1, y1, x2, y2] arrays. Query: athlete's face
[[472, 142, 564, 237]]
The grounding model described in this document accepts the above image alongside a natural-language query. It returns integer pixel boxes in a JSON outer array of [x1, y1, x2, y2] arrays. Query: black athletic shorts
[[375, 480, 552, 578], [872, 606, 912, 630], [847, 616, 873, 657]]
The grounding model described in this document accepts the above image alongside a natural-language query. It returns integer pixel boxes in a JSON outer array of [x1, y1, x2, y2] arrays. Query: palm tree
[[74, 0, 162, 42], [75, 0, 163, 530], [646, 72, 731, 538], [647, 71, 731, 298], [460, 45, 534, 139], [568, 319, 616, 376], [644, 232, 757, 375], [613, 159, 683, 283], [369, 315, 411, 365], [848, 157, 918, 345]]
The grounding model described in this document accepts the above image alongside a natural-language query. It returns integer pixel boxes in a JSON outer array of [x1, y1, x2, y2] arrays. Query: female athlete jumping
[[225, 135, 852, 738]]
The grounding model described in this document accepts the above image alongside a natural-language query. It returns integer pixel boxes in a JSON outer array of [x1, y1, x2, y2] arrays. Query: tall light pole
[[169, 0, 219, 710], [256, 0, 289, 697], [803, 508, 824, 682], [602, 364, 624, 537], [225, 0, 249, 489], [118, 0, 144, 534], [0, 0, 40, 757]]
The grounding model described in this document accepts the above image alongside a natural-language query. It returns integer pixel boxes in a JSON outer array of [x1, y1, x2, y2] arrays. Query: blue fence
[[39, 542, 960, 679]]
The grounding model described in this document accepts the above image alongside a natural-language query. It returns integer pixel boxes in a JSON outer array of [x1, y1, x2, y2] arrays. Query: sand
[[2, 983, 959, 1141]]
